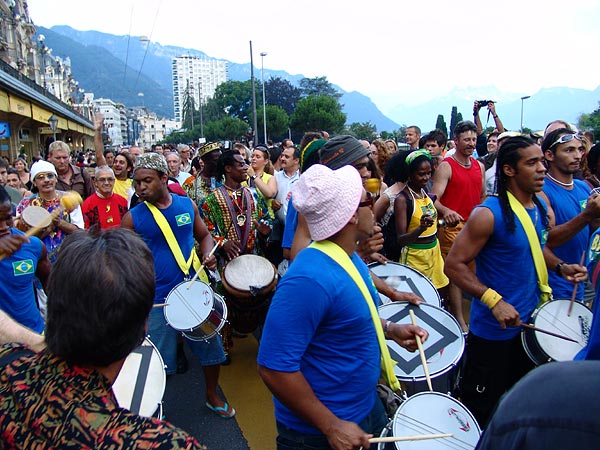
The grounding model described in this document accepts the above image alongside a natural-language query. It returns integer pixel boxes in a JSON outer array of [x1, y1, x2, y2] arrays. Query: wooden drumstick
[[152, 303, 169, 308], [409, 309, 433, 392], [369, 433, 453, 444], [0, 209, 60, 262], [567, 251, 586, 317], [520, 323, 579, 343], [186, 240, 221, 289]]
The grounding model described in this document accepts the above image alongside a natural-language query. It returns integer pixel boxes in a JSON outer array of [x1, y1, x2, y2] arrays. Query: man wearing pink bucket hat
[[258, 164, 427, 450]]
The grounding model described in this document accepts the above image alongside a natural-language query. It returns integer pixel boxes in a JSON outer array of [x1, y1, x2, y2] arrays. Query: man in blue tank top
[[538, 128, 600, 301], [444, 136, 587, 427], [121, 153, 235, 419]]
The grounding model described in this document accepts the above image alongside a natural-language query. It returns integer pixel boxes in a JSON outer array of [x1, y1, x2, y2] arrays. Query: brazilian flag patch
[[175, 213, 192, 227], [13, 259, 34, 276]]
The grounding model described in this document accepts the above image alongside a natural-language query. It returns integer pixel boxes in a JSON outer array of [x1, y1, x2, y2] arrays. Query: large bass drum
[[378, 302, 464, 396], [522, 298, 592, 365], [368, 262, 441, 307]]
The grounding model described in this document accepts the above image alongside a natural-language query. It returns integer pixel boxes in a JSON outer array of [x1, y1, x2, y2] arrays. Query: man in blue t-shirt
[[0, 186, 50, 334], [538, 128, 600, 300], [445, 136, 587, 427], [258, 164, 427, 450]]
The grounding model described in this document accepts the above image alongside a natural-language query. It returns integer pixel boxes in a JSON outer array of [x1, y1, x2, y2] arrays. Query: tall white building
[[172, 56, 227, 124], [93, 98, 125, 148]]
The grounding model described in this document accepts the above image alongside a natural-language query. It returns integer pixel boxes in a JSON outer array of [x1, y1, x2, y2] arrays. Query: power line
[[134, 0, 161, 91], [122, 5, 134, 85]]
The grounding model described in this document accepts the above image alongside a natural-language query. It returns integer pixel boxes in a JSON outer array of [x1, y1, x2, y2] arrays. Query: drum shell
[[378, 302, 464, 396], [112, 338, 166, 418], [182, 294, 227, 341], [226, 294, 271, 334], [522, 298, 593, 365], [368, 262, 441, 307], [379, 392, 481, 450]]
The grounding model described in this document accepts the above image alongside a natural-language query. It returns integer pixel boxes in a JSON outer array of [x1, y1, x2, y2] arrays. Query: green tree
[[435, 114, 448, 138], [449, 106, 459, 138], [254, 105, 290, 141], [578, 103, 600, 139], [290, 95, 346, 135], [299, 76, 342, 99], [347, 122, 377, 140], [181, 82, 196, 130], [206, 80, 255, 122], [265, 77, 302, 115], [203, 117, 249, 142]]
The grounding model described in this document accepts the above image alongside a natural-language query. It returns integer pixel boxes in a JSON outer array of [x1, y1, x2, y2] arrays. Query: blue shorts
[[148, 308, 226, 375]]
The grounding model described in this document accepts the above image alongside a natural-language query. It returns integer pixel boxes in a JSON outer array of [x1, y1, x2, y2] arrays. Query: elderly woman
[[16, 160, 84, 263]]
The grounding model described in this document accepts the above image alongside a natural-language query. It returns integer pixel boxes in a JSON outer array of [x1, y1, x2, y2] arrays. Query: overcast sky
[[26, 0, 600, 115]]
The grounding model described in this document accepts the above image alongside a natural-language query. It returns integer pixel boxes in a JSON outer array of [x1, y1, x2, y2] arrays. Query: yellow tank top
[[406, 187, 437, 238]]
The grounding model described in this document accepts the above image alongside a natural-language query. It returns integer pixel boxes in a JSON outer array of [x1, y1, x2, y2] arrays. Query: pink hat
[[292, 164, 363, 241]]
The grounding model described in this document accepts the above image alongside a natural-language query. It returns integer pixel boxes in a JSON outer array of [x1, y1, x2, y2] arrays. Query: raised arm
[[93, 111, 107, 167]]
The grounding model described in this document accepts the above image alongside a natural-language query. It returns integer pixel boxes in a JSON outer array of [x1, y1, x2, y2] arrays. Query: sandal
[[205, 401, 235, 419]]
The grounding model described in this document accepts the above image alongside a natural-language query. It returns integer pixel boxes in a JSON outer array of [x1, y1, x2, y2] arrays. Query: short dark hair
[[587, 143, 600, 176], [0, 185, 10, 205], [45, 229, 155, 367], [424, 129, 447, 147], [407, 125, 421, 135], [216, 150, 240, 180], [453, 120, 478, 137], [0, 159, 8, 170]]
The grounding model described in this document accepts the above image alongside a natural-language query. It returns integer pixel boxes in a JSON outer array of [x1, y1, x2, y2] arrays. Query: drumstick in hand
[[568, 251, 586, 317], [409, 309, 433, 392], [186, 239, 222, 289], [369, 433, 453, 444]]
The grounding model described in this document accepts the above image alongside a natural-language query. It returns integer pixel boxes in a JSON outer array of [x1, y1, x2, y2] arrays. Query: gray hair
[[94, 165, 115, 178]]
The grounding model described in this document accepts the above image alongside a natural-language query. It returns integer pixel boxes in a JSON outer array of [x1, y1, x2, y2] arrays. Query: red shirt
[[81, 192, 128, 229], [440, 157, 482, 221]]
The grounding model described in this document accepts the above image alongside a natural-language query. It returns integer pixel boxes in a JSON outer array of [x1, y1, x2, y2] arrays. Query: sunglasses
[[35, 173, 56, 181], [549, 132, 583, 149], [358, 191, 375, 209]]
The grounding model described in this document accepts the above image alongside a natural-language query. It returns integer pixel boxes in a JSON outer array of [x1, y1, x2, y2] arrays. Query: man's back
[[0, 344, 206, 449]]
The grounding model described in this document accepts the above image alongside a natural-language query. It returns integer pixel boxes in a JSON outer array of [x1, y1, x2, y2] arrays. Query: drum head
[[368, 262, 441, 307], [378, 303, 464, 382], [164, 280, 214, 331], [21, 206, 51, 228], [224, 255, 276, 292], [530, 299, 591, 361], [391, 392, 481, 449], [112, 337, 166, 417]]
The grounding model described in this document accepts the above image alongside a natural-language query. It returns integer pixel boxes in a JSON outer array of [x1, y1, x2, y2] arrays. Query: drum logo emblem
[[448, 407, 471, 432], [12, 259, 34, 276], [202, 290, 211, 306], [579, 315, 591, 343], [175, 213, 192, 226]]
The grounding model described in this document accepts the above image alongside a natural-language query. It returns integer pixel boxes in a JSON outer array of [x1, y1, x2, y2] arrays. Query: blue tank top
[[130, 194, 196, 303], [470, 196, 547, 340], [543, 179, 590, 300]]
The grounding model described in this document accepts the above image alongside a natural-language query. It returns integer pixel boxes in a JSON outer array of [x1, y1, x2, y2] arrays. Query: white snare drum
[[112, 338, 166, 418], [164, 280, 227, 341], [522, 298, 592, 365], [378, 392, 481, 450], [378, 302, 464, 396], [368, 262, 441, 307]]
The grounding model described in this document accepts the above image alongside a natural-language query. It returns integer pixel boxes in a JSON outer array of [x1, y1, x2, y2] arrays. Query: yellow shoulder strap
[[309, 240, 399, 391], [506, 192, 552, 303]]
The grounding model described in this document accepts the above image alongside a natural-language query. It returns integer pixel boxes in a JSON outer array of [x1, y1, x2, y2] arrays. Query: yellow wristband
[[480, 288, 502, 309]]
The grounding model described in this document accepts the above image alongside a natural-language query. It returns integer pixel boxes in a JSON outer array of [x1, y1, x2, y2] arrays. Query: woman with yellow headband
[[394, 149, 449, 302]]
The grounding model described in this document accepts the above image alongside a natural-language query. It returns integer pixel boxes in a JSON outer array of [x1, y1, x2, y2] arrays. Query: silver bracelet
[[384, 320, 392, 338]]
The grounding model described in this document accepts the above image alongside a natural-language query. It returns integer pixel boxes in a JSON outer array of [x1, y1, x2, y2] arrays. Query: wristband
[[556, 262, 566, 278], [480, 288, 502, 309], [384, 320, 392, 338]]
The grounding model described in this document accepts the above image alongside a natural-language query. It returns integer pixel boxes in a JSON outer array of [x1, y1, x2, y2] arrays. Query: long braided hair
[[495, 136, 548, 233]]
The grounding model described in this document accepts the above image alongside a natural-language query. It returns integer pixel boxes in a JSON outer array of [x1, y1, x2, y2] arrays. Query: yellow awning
[[0, 91, 8, 112], [31, 104, 55, 124], [9, 94, 31, 117]]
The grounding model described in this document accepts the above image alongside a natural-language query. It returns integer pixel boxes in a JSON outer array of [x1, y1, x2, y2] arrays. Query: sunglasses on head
[[549, 132, 583, 149]]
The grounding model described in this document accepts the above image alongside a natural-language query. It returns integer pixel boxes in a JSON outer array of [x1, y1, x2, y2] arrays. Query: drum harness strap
[[144, 201, 201, 279], [507, 191, 552, 304], [309, 240, 400, 392]]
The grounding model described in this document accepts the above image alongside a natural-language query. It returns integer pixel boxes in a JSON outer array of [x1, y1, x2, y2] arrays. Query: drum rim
[[368, 261, 442, 306], [182, 293, 228, 341], [164, 279, 215, 331], [378, 302, 465, 380], [223, 254, 278, 293], [392, 391, 482, 439]]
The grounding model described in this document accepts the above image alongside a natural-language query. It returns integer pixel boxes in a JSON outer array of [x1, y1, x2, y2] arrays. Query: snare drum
[[164, 280, 227, 341], [222, 254, 277, 333], [112, 338, 166, 418], [16, 206, 51, 233], [368, 262, 441, 307], [522, 298, 592, 365], [377, 392, 481, 450], [378, 302, 464, 396]]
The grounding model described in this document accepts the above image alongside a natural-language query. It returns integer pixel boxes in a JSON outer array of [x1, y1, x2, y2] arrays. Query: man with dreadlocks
[[444, 136, 587, 427]]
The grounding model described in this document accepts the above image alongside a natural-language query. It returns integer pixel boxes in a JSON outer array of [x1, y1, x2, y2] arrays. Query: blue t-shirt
[[470, 196, 546, 340], [543, 178, 590, 300], [0, 229, 44, 333], [257, 248, 381, 434], [130, 194, 196, 303], [281, 198, 298, 250], [575, 228, 600, 360]]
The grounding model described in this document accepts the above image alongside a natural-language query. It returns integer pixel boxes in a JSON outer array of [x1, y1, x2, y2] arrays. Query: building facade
[[172, 55, 227, 124]]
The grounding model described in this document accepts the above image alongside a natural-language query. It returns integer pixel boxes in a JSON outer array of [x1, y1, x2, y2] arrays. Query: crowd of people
[[1, 102, 600, 449]]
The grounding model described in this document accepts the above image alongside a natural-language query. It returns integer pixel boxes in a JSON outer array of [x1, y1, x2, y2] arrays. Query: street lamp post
[[520, 95, 531, 133], [48, 114, 58, 142], [260, 52, 267, 144]]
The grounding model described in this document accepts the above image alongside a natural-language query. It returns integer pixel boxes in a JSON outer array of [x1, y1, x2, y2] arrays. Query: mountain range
[[40, 25, 599, 133]]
